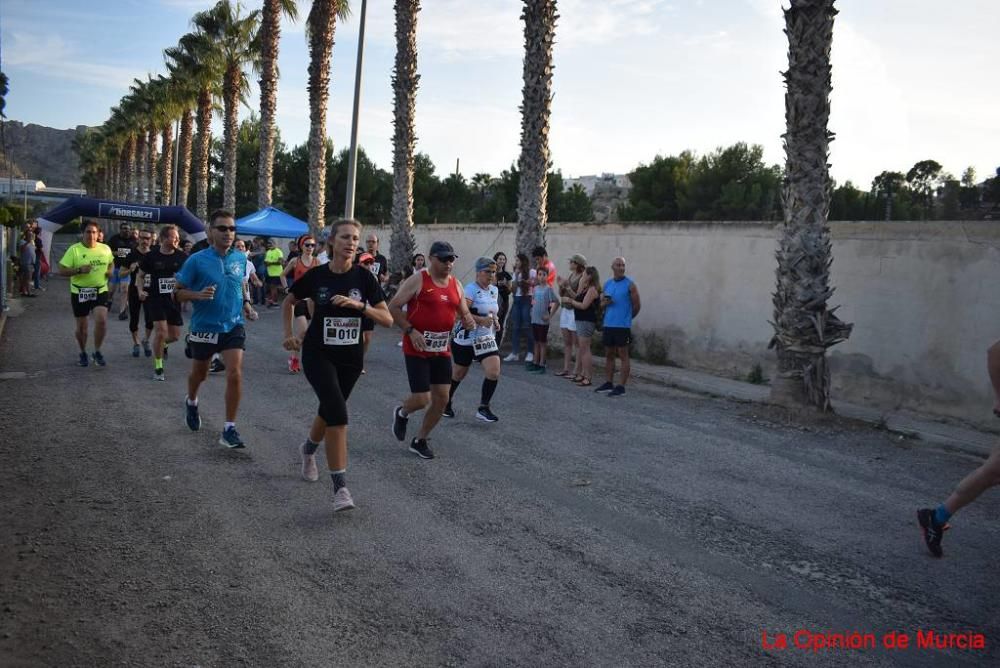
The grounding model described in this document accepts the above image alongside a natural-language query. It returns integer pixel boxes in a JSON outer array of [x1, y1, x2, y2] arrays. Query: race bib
[[323, 317, 361, 346], [77, 287, 98, 303], [188, 331, 219, 344], [116, 248, 130, 258], [158, 277, 176, 294], [473, 334, 498, 355], [423, 330, 450, 353]]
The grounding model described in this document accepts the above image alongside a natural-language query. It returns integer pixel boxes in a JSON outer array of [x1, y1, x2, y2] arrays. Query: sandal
[[568, 375, 583, 382], [576, 378, 592, 387], [554, 370, 569, 377]]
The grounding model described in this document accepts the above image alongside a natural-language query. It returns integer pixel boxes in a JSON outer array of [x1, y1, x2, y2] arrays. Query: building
[[563, 173, 632, 196]]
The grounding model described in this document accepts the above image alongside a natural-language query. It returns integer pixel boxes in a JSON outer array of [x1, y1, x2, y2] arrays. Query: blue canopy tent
[[235, 207, 308, 239], [36, 196, 206, 264]]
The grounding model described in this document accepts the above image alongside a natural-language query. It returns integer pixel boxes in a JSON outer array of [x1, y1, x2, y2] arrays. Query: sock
[[481, 378, 498, 405], [449, 379, 461, 400], [399, 407, 409, 418], [303, 438, 320, 455], [186, 396, 198, 406], [154, 357, 164, 370], [224, 421, 235, 431], [330, 469, 346, 492], [934, 504, 952, 525]]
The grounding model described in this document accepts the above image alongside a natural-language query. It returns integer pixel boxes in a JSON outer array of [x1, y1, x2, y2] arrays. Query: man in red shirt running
[[389, 241, 475, 459]]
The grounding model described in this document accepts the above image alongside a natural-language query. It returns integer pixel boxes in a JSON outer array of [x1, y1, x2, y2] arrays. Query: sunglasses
[[303, 243, 316, 248], [214, 225, 237, 232], [434, 255, 457, 263]]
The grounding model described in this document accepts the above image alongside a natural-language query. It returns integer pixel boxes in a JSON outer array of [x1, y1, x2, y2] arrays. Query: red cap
[[359, 252, 375, 264]]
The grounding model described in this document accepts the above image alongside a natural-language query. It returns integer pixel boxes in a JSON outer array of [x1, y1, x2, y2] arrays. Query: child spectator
[[528, 267, 559, 373]]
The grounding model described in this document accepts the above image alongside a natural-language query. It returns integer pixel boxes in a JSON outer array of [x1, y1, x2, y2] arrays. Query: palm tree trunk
[[307, 0, 339, 232], [769, 0, 852, 411], [515, 0, 558, 256], [147, 126, 158, 205], [195, 87, 212, 220], [120, 145, 131, 201], [257, 0, 281, 209], [160, 123, 174, 206], [177, 109, 194, 208], [390, 0, 420, 274], [223, 63, 240, 214], [134, 132, 147, 202]]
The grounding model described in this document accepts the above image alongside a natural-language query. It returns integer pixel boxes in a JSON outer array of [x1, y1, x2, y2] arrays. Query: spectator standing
[[532, 246, 557, 288], [264, 238, 285, 307], [555, 254, 586, 377], [528, 266, 560, 373], [595, 257, 641, 397], [493, 252, 512, 346], [18, 228, 36, 297], [564, 266, 602, 387], [503, 253, 535, 363]]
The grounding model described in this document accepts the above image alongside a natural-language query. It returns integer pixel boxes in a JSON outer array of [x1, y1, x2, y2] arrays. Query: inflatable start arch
[[36, 196, 207, 260]]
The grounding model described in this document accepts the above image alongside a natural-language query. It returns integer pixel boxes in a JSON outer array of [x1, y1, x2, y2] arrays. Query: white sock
[[224, 421, 236, 430], [186, 396, 198, 406]]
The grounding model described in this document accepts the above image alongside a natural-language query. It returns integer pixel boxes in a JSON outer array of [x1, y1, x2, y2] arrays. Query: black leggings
[[302, 346, 363, 427], [128, 285, 153, 334]]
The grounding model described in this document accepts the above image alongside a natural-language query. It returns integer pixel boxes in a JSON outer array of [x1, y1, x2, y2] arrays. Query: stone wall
[[367, 220, 1000, 427]]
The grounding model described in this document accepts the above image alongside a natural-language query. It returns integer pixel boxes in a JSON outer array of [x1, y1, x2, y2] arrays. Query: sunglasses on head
[[214, 225, 236, 232]]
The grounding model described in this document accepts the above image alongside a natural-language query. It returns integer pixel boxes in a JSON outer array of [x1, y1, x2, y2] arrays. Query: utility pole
[[343, 0, 368, 220]]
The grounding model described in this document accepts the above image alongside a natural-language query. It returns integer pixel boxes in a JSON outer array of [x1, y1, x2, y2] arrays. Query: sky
[[1, 0, 998, 189]]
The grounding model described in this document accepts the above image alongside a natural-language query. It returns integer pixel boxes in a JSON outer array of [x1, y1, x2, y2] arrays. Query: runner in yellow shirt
[[57, 220, 114, 367], [263, 238, 284, 307]]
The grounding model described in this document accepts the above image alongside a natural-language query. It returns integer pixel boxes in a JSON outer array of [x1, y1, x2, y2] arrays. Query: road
[[1, 259, 997, 666]]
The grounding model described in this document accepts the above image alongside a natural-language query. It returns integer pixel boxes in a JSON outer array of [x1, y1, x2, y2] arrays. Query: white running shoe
[[503, 353, 518, 362], [333, 487, 355, 512], [525, 352, 534, 363], [300, 443, 319, 482]]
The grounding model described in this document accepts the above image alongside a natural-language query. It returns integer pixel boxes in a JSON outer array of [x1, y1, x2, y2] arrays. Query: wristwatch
[[404, 325, 415, 335]]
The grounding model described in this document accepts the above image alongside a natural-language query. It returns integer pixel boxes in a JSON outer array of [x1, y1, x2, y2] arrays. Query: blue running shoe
[[219, 426, 245, 449], [77, 352, 89, 367], [92, 351, 106, 367], [185, 399, 201, 431]]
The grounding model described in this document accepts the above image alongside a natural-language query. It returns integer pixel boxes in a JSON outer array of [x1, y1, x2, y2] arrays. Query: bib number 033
[[324, 317, 361, 346]]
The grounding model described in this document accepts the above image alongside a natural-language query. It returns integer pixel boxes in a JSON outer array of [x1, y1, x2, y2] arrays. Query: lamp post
[[343, 0, 368, 220]]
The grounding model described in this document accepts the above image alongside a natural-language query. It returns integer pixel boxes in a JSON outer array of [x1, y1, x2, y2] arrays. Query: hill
[[1, 120, 89, 188]]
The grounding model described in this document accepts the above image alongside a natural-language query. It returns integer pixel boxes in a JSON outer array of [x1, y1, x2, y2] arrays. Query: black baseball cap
[[429, 241, 457, 259]]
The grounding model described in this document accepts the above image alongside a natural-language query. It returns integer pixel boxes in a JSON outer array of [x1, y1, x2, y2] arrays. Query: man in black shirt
[[125, 228, 155, 357], [107, 222, 137, 320], [137, 225, 186, 381]]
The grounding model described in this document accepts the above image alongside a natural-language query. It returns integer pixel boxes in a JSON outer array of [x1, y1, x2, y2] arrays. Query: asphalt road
[[1, 258, 998, 667]]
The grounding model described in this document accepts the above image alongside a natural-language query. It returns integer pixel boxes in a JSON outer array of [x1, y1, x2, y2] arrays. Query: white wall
[[368, 220, 1000, 426]]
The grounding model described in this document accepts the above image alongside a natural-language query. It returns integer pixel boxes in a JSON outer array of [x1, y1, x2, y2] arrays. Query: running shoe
[[392, 406, 408, 441], [476, 406, 499, 423], [288, 356, 300, 374], [132, 344, 141, 358], [219, 426, 246, 449], [92, 351, 106, 367], [442, 403, 455, 419], [531, 366, 547, 374], [185, 399, 201, 431], [332, 487, 356, 512], [300, 442, 319, 482], [408, 438, 435, 460], [153, 369, 165, 382], [502, 353, 518, 362], [144, 340, 153, 358], [182, 335, 191, 359], [608, 385, 626, 397], [209, 358, 226, 374], [917, 508, 948, 558], [594, 381, 615, 393], [525, 353, 534, 363], [77, 352, 89, 367]]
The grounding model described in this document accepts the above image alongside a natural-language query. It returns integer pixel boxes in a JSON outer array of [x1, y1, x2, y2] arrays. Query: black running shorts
[[143, 296, 183, 326], [70, 290, 111, 318], [188, 325, 247, 361], [404, 354, 452, 393]]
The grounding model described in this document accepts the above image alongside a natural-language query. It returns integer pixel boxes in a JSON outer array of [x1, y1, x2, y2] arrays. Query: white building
[[0, 178, 45, 196], [563, 173, 631, 196]]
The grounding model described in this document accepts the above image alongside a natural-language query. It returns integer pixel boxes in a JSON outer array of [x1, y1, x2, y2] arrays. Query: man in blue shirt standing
[[595, 257, 641, 397], [175, 210, 255, 448]]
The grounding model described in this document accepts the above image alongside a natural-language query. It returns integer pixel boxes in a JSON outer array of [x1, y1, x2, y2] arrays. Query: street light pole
[[343, 0, 368, 221]]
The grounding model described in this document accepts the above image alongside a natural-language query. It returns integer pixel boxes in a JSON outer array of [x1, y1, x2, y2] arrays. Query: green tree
[[906, 159, 943, 219]]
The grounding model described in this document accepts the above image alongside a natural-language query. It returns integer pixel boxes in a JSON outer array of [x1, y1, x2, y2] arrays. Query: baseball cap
[[475, 256, 496, 272], [429, 241, 457, 259], [359, 252, 375, 264], [570, 253, 587, 266]]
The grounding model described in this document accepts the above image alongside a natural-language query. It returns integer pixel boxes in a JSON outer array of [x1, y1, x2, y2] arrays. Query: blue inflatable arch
[[37, 196, 207, 260]]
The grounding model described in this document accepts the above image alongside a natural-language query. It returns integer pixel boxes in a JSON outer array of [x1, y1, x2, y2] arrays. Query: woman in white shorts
[[555, 254, 587, 378]]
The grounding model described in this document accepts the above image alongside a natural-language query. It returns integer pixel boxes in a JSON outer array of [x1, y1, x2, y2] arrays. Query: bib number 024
[[324, 317, 361, 346]]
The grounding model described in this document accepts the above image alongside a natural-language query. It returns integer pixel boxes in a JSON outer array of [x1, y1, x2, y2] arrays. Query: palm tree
[[166, 31, 223, 220], [389, 0, 420, 274], [193, 0, 261, 214], [769, 0, 852, 411], [515, 0, 558, 255], [306, 0, 350, 231], [164, 57, 200, 209], [257, 0, 298, 209]]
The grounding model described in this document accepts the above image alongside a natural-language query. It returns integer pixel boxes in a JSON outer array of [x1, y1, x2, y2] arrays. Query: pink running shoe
[[332, 487, 355, 512], [300, 443, 319, 482]]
